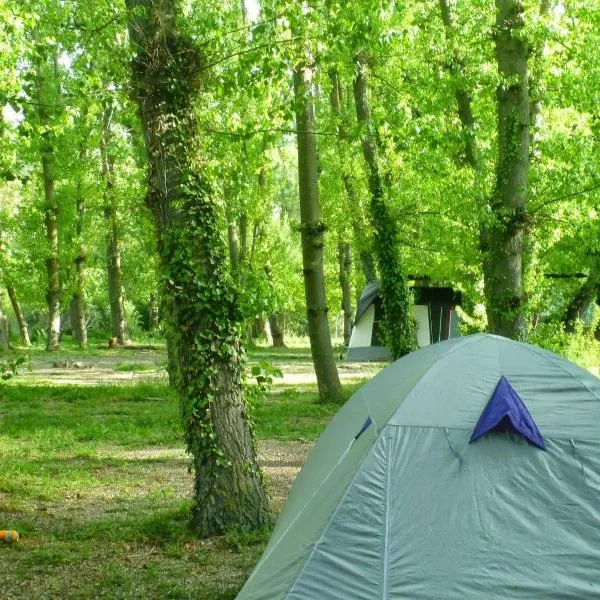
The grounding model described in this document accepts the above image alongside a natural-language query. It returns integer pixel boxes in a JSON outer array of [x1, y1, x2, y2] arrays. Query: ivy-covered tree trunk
[[353, 58, 414, 358], [293, 64, 344, 403], [127, 0, 271, 534], [338, 241, 352, 346], [7, 284, 30, 347], [329, 70, 377, 284], [486, 0, 530, 339], [101, 104, 128, 345]]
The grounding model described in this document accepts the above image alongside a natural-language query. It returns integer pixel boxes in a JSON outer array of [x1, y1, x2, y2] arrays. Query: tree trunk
[[71, 158, 88, 347], [328, 70, 377, 284], [564, 275, 599, 333], [228, 220, 240, 276], [35, 51, 61, 352], [149, 293, 160, 331], [7, 284, 30, 347], [438, 0, 497, 324], [353, 58, 414, 358], [486, 0, 530, 339], [72, 113, 88, 349], [268, 312, 285, 348], [293, 64, 344, 403], [42, 159, 61, 351], [127, 0, 271, 534], [101, 104, 128, 345], [71, 261, 87, 347], [338, 241, 352, 346], [239, 212, 248, 270], [529, 0, 551, 159], [0, 309, 8, 352]]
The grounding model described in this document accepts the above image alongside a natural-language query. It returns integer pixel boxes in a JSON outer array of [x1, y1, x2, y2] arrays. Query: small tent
[[347, 282, 461, 361], [237, 334, 600, 599]]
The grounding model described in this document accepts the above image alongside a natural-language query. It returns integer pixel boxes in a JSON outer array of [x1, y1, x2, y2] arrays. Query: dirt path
[[22, 348, 384, 387]]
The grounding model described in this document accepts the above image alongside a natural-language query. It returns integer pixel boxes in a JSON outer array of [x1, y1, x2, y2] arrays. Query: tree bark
[[293, 64, 344, 403], [353, 58, 414, 358], [127, 0, 271, 534], [487, 0, 530, 339], [338, 241, 352, 346], [7, 284, 30, 347], [328, 70, 377, 284], [101, 104, 128, 345]]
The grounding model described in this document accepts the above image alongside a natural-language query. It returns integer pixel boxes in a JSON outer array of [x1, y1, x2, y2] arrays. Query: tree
[[126, 0, 271, 533], [485, 0, 530, 339], [352, 57, 414, 358], [101, 101, 128, 345], [293, 56, 344, 403], [328, 69, 377, 285], [33, 40, 62, 351]]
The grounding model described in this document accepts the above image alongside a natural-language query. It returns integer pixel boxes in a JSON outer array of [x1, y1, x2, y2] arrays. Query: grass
[[0, 356, 361, 599], [115, 362, 157, 372]]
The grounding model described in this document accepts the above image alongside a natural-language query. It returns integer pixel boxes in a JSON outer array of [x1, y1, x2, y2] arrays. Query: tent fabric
[[354, 281, 381, 323], [236, 334, 600, 600], [470, 375, 545, 450]]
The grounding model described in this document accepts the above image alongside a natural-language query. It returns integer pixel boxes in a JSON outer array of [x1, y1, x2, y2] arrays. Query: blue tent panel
[[469, 376, 545, 450]]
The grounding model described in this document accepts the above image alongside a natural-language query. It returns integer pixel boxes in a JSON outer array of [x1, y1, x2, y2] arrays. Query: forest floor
[[0, 344, 385, 599], [22, 343, 380, 388]]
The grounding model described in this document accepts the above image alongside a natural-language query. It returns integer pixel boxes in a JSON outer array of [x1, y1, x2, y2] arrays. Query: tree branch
[[531, 182, 600, 213]]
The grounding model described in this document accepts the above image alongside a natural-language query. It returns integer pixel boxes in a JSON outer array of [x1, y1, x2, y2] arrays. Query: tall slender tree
[[293, 60, 344, 403], [101, 102, 128, 345], [328, 69, 377, 284], [33, 43, 61, 352], [70, 106, 89, 348]]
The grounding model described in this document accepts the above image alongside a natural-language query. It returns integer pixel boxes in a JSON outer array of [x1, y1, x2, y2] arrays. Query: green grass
[[0, 359, 355, 599], [115, 362, 157, 372]]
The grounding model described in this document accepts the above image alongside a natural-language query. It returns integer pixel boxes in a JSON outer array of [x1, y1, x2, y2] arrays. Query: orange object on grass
[[0, 531, 19, 543]]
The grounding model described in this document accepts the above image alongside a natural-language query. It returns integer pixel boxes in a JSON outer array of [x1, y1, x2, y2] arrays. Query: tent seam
[[382, 428, 392, 600], [252, 439, 355, 594], [384, 423, 599, 440], [284, 432, 382, 599], [254, 390, 375, 596], [387, 334, 487, 421]]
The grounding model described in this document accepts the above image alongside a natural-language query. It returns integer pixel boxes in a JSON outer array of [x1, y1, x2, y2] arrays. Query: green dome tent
[[237, 334, 600, 599]]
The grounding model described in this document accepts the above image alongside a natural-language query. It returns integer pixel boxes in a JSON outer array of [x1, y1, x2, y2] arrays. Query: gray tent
[[347, 283, 461, 361], [237, 334, 600, 599]]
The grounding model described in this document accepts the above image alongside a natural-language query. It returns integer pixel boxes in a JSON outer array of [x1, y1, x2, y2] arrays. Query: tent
[[347, 282, 461, 361], [237, 334, 600, 599]]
